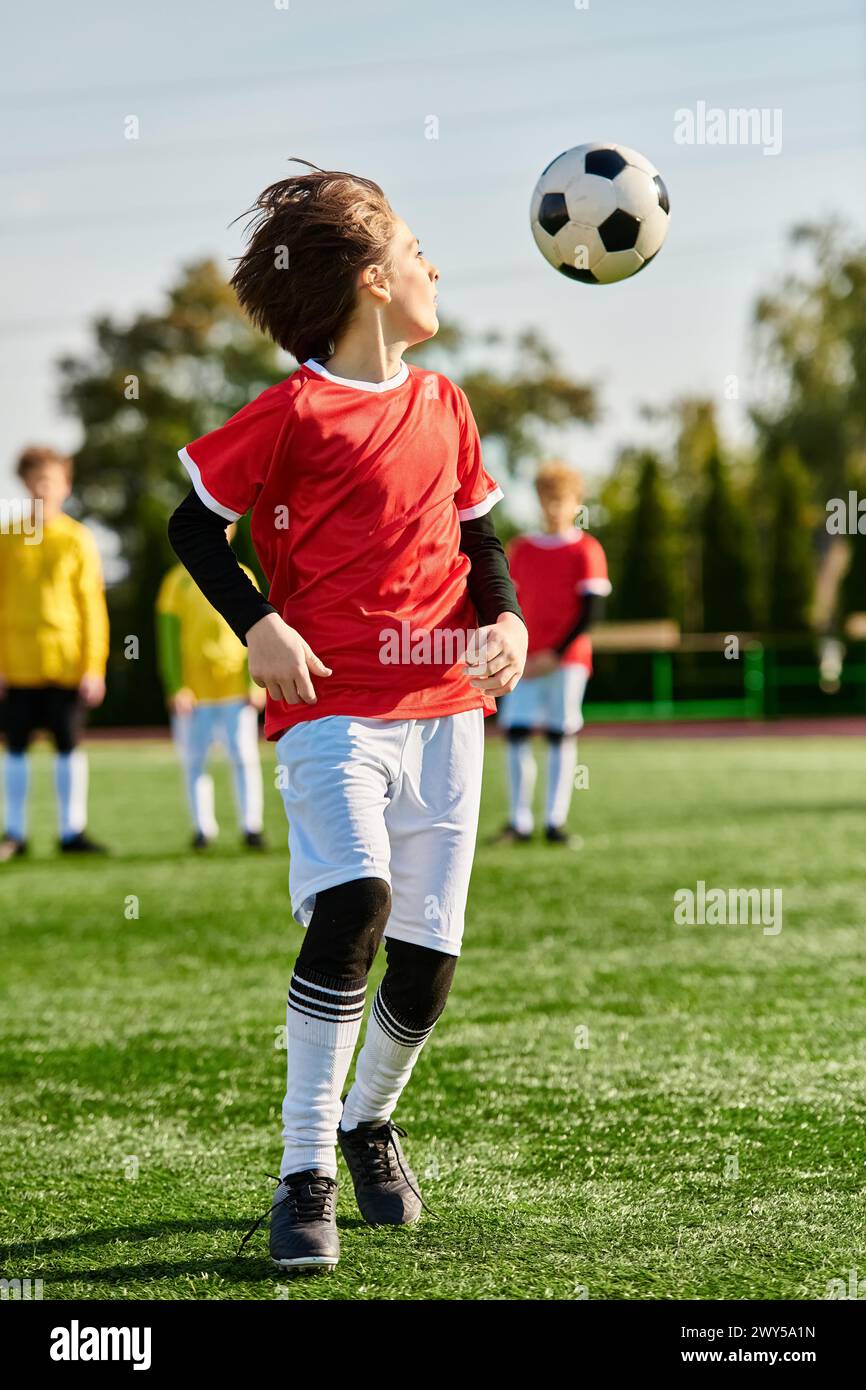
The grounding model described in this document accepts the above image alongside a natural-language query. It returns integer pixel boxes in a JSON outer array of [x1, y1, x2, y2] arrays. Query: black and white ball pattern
[[530, 143, 670, 284]]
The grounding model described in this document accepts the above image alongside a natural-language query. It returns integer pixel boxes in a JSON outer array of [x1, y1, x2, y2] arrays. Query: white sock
[[55, 750, 88, 841], [545, 736, 578, 829], [187, 769, 217, 838], [4, 752, 29, 840], [340, 984, 437, 1132], [280, 967, 367, 1179], [227, 706, 264, 834], [507, 737, 536, 834]]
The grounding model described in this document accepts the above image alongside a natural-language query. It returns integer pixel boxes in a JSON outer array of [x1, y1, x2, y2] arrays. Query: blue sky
[[2, 0, 865, 522]]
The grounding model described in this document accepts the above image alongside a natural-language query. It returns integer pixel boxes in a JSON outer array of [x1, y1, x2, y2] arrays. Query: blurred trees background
[[58, 262, 284, 723], [56, 220, 866, 724]]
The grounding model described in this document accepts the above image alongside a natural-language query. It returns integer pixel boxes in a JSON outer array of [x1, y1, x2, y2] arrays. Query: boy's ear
[[361, 263, 391, 304]]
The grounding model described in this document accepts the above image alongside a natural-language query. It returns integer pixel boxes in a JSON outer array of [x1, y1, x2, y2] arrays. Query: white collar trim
[[303, 357, 409, 393], [527, 529, 585, 548]]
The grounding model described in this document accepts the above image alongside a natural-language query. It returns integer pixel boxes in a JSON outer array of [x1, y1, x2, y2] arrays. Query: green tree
[[58, 260, 288, 724], [596, 447, 642, 605], [700, 451, 757, 631], [750, 222, 866, 633], [637, 396, 726, 630], [752, 221, 866, 507], [411, 327, 597, 475], [616, 452, 679, 621], [842, 529, 866, 621], [839, 457, 866, 620], [766, 447, 815, 632]]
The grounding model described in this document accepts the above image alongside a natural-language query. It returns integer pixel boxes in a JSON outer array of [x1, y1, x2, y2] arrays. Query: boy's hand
[[246, 612, 332, 705], [169, 688, 197, 715], [523, 649, 559, 679], [79, 674, 106, 708], [464, 612, 527, 696]]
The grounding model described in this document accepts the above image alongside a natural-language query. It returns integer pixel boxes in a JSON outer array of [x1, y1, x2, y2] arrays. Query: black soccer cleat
[[268, 1168, 340, 1272], [490, 822, 532, 845], [191, 832, 211, 851], [59, 832, 107, 854], [243, 830, 267, 850], [544, 824, 576, 846], [0, 836, 27, 863], [337, 1112, 425, 1226]]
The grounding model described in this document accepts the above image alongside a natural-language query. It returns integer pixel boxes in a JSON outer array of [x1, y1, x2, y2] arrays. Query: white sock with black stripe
[[4, 752, 29, 841], [339, 985, 436, 1132], [545, 735, 578, 829], [507, 738, 536, 835], [280, 967, 367, 1179], [55, 750, 88, 841]]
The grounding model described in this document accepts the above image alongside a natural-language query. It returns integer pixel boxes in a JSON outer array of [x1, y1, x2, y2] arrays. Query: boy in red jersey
[[497, 461, 610, 845], [168, 161, 527, 1271]]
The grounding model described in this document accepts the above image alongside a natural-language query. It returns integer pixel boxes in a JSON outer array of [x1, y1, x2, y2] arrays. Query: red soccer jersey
[[178, 358, 504, 739], [507, 529, 611, 672]]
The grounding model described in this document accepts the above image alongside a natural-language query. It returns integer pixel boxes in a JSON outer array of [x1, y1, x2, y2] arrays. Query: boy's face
[[539, 488, 582, 533], [22, 462, 71, 515], [383, 215, 439, 345]]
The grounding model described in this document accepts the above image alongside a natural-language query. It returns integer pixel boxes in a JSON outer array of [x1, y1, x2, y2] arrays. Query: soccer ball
[[530, 142, 670, 284]]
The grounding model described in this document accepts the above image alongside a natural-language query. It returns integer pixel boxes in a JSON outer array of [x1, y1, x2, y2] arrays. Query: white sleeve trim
[[457, 485, 504, 522], [178, 446, 242, 523], [578, 578, 612, 596]]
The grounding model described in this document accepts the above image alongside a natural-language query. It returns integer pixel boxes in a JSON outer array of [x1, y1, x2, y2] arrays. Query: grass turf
[[1, 732, 864, 1300]]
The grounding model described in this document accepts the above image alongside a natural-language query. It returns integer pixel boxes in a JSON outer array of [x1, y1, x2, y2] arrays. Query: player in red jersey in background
[[497, 461, 611, 845]]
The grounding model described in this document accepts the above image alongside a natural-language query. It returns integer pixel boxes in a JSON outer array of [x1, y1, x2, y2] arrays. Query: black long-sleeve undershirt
[[459, 511, 525, 628], [167, 490, 276, 643], [553, 592, 604, 656], [167, 489, 524, 644]]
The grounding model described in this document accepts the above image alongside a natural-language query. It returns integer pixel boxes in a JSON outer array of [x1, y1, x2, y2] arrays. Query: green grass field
[[1, 732, 865, 1301]]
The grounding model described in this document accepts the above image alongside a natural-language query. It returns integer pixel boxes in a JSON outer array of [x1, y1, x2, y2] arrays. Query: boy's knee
[[297, 876, 391, 979], [380, 936, 458, 1031]]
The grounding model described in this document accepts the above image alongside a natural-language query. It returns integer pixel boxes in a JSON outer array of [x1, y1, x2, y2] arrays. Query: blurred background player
[[0, 446, 109, 861], [497, 460, 611, 844], [155, 524, 266, 850]]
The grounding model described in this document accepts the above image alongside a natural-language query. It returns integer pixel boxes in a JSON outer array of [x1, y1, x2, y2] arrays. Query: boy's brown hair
[[17, 445, 73, 482], [231, 159, 399, 363], [535, 459, 583, 502]]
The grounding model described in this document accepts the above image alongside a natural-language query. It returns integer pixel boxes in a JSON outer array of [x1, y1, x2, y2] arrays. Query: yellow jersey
[[0, 511, 109, 687], [155, 563, 257, 702]]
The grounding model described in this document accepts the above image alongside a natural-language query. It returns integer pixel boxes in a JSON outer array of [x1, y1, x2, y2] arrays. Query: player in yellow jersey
[[155, 524, 266, 850], [0, 446, 110, 860]]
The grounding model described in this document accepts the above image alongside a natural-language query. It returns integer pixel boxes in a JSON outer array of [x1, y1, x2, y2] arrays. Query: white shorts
[[275, 708, 485, 957], [497, 665, 589, 736]]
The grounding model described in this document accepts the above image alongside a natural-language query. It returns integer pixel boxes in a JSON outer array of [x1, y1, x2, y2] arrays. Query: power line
[[0, 8, 862, 112], [2, 124, 863, 239], [2, 66, 862, 181]]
